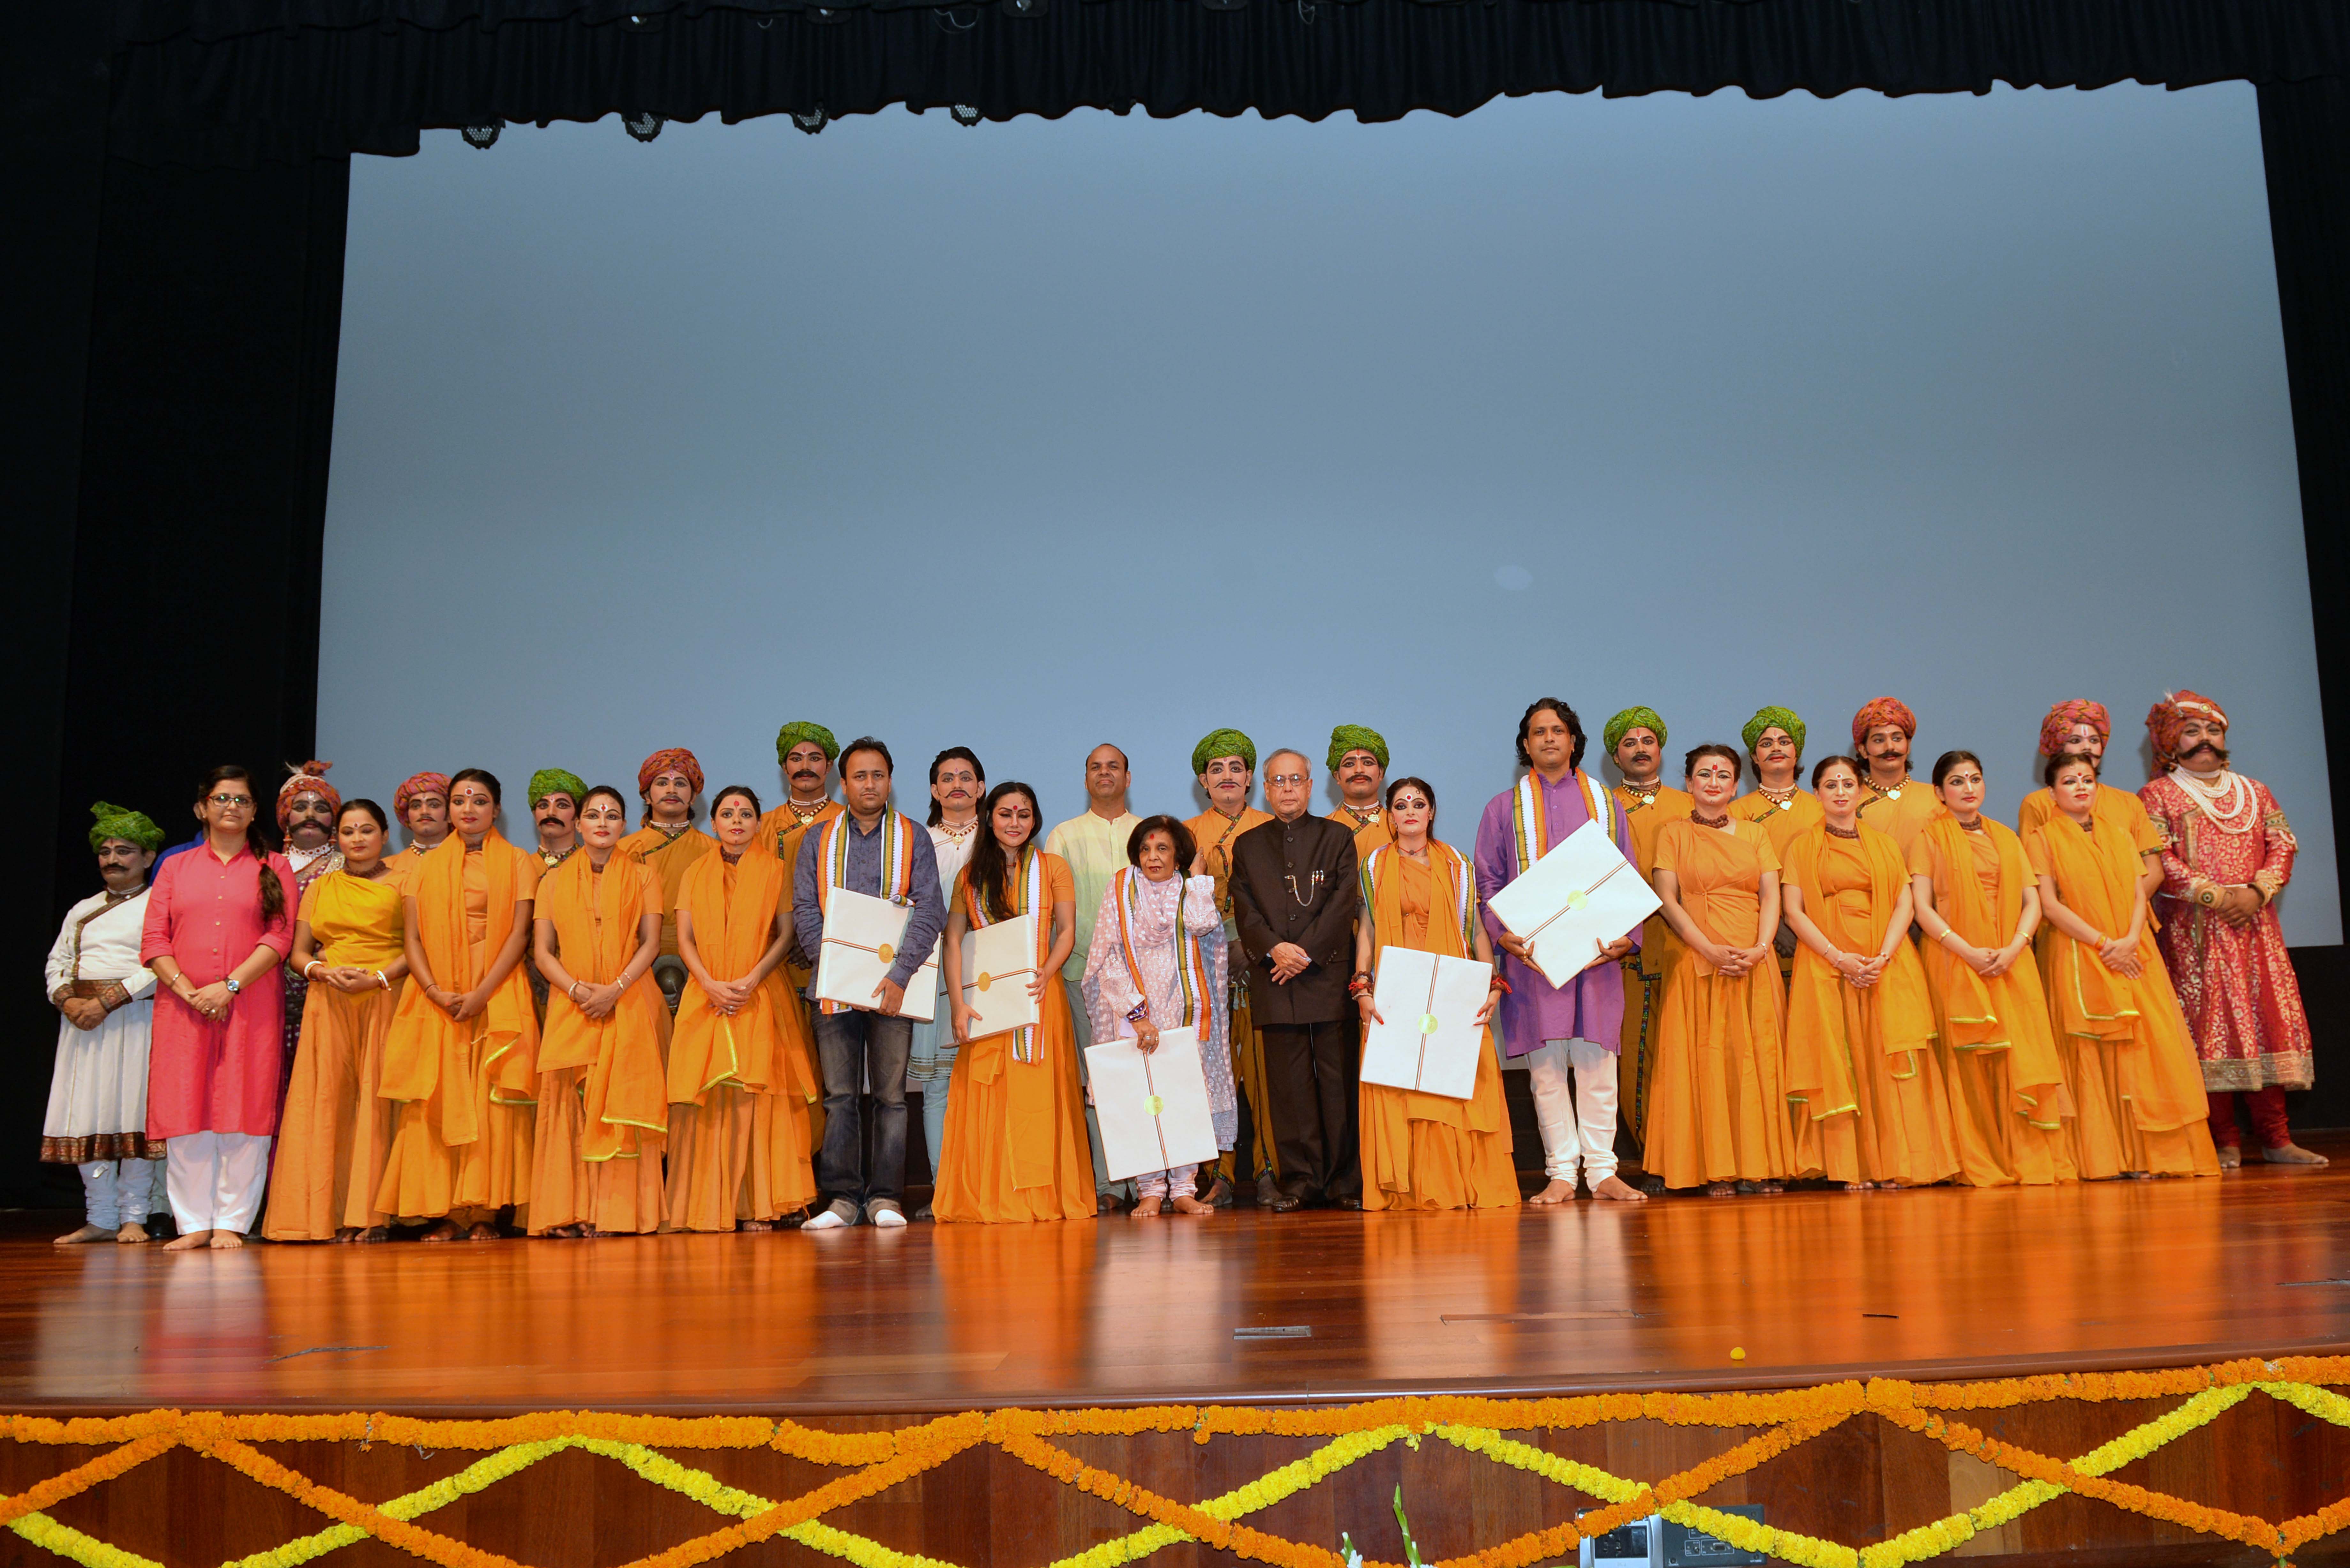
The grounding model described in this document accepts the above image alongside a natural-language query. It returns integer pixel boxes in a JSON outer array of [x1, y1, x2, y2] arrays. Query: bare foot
[[163, 1229, 214, 1250], [331, 1228, 358, 1244], [2125, 1170, 2154, 1180], [1757, 1181, 1784, 1196], [1705, 1183, 1735, 1199], [54, 1224, 111, 1246], [2263, 1142, 2331, 1167], [208, 1231, 244, 1249], [355, 1227, 390, 1244], [115, 1222, 150, 1244], [1843, 1182, 1872, 1193], [540, 1223, 583, 1239], [464, 1222, 500, 1241], [420, 1221, 460, 1243], [2217, 1146, 2242, 1170], [738, 1219, 773, 1233], [1171, 1194, 1214, 1215], [1131, 1196, 1163, 1217], [1527, 1178, 1578, 1205], [1590, 1174, 1648, 1203]]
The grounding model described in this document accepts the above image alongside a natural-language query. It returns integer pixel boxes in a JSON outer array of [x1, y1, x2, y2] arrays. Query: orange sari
[[668, 845, 820, 1229], [528, 852, 669, 1234], [2028, 816, 2220, 1178], [1781, 825, 1958, 1187], [934, 851, 1094, 1223], [1642, 819, 1792, 1189], [1357, 843, 1518, 1211], [1909, 812, 2076, 1187], [376, 834, 541, 1222]]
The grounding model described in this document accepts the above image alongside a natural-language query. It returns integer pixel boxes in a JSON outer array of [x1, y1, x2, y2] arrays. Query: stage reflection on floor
[[8, 1142, 2350, 1412]]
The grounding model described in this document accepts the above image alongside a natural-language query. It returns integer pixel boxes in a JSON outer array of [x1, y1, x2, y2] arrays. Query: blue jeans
[[814, 1009, 914, 1210]]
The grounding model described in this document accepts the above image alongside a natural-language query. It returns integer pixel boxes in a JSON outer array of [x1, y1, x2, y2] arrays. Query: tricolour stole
[[967, 846, 1047, 1062], [1507, 768, 1614, 878], [812, 810, 919, 1017], [1111, 867, 1211, 1033]]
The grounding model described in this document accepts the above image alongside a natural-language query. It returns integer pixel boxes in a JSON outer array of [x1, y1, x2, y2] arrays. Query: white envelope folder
[[958, 914, 1041, 1037], [813, 888, 942, 1022], [1485, 819, 1663, 990], [1087, 1029, 1220, 1182], [1359, 948, 1491, 1101]]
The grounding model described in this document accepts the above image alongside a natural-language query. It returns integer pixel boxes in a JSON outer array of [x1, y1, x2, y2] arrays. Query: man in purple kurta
[[1473, 699, 1646, 1204]]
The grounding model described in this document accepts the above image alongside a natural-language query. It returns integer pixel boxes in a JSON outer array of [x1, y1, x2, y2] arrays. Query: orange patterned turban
[[277, 760, 339, 827], [393, 771, 449, 823], [638, 748, 705, 798], [1850, 697, 1916, 750], [2145, 690, 2229, 767], [2037, 700, 2110, 757]]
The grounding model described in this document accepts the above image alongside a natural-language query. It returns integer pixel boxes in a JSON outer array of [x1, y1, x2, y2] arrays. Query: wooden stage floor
[[7, 1137, 2350, 1416]]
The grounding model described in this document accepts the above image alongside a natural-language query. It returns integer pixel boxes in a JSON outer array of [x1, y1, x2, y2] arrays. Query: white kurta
[[43, 888, 160, 1161]]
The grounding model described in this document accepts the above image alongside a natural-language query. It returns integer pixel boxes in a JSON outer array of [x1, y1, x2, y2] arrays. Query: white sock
[[803, 1209, 849, 1231], [870, 1207, 906, 1228]]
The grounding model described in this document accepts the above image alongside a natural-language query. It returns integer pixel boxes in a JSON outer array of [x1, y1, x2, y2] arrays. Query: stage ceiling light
[[623, 110, 665, 140], [951, 104, 982, 125], [461, 121, 502, 147]]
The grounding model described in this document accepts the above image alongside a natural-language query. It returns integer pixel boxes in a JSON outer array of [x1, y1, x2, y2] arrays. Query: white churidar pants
[[78, 1158, 160, 1229], [165, 1131, 272, 1234], [1523, 1039, 1619, 1182]]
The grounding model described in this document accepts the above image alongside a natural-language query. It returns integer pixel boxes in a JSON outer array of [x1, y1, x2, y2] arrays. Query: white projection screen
[[319, 82, 2340, 945]]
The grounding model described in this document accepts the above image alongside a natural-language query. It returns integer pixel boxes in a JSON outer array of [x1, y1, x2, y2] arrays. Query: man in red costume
[[2139, 691, 2325, 1169]]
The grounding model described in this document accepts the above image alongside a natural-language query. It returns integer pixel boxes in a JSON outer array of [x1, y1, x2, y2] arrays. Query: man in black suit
[[1230, 748, 1362, 1210]]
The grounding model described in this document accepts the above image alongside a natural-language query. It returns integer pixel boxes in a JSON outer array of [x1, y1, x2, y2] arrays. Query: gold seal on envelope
[[1146, 1094, 1165, 1116], [976, 972, 993, 991], [1565, 889, 1588, 910], [876, 943, 896, 966], [1419, 1015, 1441, 1035]]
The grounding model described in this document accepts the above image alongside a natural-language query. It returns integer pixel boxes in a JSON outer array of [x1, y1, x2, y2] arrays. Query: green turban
[[88, 801, 163, 853], [1326, 725, 1389, 772], [1743, 706, 1807, 758], [1191, 728, 1257, 776], [1604, 707, 1668, 755], [775, 721, 840, 765], [527, 768, 588, 809]]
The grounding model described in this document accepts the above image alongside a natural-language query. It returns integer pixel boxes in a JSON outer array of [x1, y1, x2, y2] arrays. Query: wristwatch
[[224, 976, 242, 995]]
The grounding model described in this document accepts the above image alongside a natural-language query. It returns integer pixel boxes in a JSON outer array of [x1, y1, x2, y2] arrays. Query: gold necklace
[[1620, 781, 1660, 807], [1865, 775, 1910, 802], [1757, 783, 1800, 810]]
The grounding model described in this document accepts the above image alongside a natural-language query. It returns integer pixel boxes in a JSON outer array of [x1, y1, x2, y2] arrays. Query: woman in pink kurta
[[140, 766, 295, 1249]]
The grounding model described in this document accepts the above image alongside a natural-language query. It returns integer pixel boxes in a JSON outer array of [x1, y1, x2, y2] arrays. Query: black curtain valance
[[108, 0, 2350, 164]]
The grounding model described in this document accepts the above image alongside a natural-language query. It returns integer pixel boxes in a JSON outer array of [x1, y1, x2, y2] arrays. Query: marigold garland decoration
[[3, 1359, 2347, 1568]]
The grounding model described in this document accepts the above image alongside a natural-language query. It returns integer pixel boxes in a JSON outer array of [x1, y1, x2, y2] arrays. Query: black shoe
[[1333, 1196, 1363, 1210], [1269, 1194, 1304, 1213]]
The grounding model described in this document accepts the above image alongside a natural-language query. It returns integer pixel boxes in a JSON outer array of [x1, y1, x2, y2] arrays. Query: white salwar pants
[[165, 1132, 272, 1235], [78, 1158, 160, 1229], [1524, 1039, 1619, 1183]]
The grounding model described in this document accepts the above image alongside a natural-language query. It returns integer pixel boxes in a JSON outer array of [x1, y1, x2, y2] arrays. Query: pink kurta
[[139, 844, 296, 1140], [2139, 771, 2312, 1092]]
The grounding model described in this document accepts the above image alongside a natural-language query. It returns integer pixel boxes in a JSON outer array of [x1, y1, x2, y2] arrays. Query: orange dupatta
[[1363, 842, 1505, 1139], [379, 832, 540, 1142], [957, 849, 1070, 1191], [2030, 816, 2207, 1133], [1782, 825, 1934, 1117], [1916, 811, 2068, 1127], [671, 845, 811, 1104], [536, 851, 668, 1158]]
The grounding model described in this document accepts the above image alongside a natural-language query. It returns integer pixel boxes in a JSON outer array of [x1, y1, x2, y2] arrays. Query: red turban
[[2037, 700, 2110, 757], [276, 760, 340, 828], [1850, 697, 1917, 750], [638, 748, 705, 798], [2146, 690, 2229, 767], [393, 771, 450, 823]]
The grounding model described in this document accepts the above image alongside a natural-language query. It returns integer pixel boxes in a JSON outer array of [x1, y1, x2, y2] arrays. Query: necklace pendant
[[1777, 799, 1792, 811], [1885, 788, 1902, 801]]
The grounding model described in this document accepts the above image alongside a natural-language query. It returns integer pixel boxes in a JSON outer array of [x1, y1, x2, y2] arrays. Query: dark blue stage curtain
[[103, 0, 2350, 164]]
